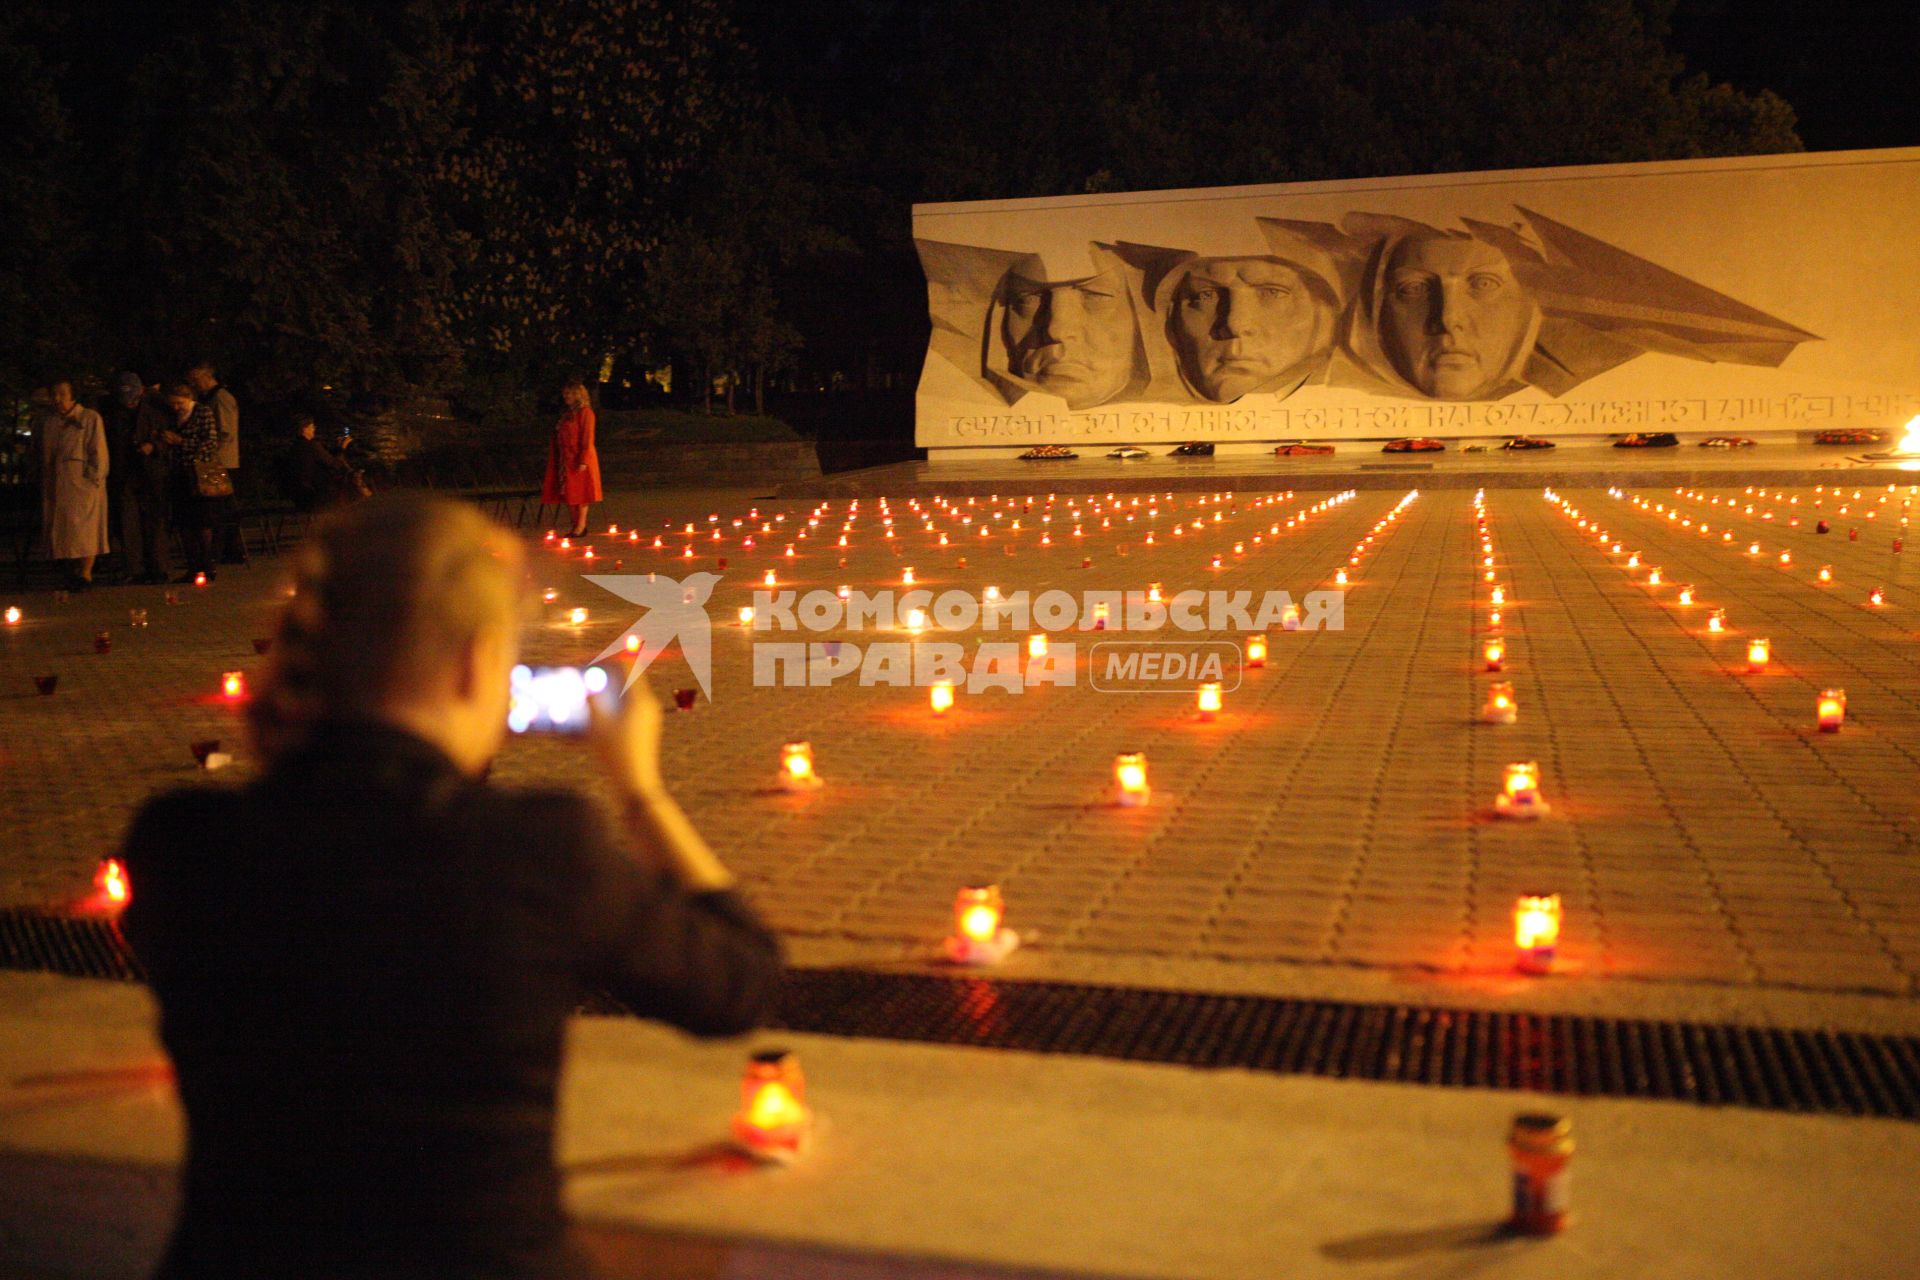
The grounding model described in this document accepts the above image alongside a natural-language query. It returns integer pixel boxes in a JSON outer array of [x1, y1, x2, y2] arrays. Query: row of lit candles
[[564, 490, 1337, 575], [1548, 490, 1849, 729], [78, 790, 1579, 1167], [1611, 486, 1896, 609], [545, 488, 1310, 559], [1474, 492, 1521, 729]]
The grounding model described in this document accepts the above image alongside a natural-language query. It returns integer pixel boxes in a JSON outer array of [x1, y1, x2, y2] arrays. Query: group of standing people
[[38, 366, 592, 591], [38, 362, 241, 589]]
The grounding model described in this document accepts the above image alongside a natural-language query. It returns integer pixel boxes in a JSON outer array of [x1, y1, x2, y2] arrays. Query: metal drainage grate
[[0, 909, 145, 982], [750, 970, 1920, 1121], [7, 909, 1917, 1121]]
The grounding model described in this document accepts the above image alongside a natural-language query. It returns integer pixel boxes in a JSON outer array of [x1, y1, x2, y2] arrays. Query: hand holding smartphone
[[507, 665, 616, 735]]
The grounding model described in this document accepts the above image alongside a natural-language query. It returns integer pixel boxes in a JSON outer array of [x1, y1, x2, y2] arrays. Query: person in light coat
[[41, 380, 110, 589]]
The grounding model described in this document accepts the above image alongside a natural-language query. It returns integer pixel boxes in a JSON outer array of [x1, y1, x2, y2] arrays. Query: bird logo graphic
[[585, 572, 722, 698]]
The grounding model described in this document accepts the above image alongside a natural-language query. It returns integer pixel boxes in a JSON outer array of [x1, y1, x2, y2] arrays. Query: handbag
[[192, 456, 234, 499]]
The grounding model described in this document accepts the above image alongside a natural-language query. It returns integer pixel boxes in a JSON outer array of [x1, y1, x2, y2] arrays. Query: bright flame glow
[[954, 885, 1003, 944], [1484, 682, 1516, 722], [1196, 682, 1223, 720], [1114, 752, 1149, 805], [221, 671, 245, 700], [781, 742, 815, 784], [930, 680, 954, 715], [95, 859, 130, 907], [1504, 761, 1539, 800], [1817, 689, 1846, 732], [1513, 894, 1562, 954]]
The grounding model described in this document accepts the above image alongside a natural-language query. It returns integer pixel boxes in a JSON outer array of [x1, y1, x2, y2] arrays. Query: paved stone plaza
[[4, 478, 1918, 1033]]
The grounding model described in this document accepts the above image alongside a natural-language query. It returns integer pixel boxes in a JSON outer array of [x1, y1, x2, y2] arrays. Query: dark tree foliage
[[441, 0, 749, 384], [0, 7, 88, 394], [95, 1, 469, 399]]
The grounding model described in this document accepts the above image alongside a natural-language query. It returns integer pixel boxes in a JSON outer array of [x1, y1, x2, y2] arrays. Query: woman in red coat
[[542, 379, 603, 536]]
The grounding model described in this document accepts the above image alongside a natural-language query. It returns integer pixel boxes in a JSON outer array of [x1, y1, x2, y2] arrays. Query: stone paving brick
[[3, 481, 1917, 1007]]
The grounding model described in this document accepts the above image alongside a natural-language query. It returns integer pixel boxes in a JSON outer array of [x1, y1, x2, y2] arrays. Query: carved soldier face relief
[[1380, 235, 1535, 399], [1001, 269, 1138, 409], [1171, 257, 1330, 402]]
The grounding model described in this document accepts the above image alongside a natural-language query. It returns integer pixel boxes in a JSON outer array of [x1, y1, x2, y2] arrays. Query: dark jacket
[[120, 722, 782, 1278], [287, 433, 359, 511], [128, 395, 177, 484]]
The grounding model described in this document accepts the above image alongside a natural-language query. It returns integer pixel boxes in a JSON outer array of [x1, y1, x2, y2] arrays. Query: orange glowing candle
[[955, 884, 1002, 943], [1196, 682, 1223, 721], [569, 607, 588, 625], [738, 605, 755, 627], [763, 569, 778, 587], [1676, 585, 1694, 606], [220, 671, 245, 700], [1868, 587, 1886, 606], [1816, 688, 1846, 732], [1512, 893, 1562, 973], [1489, 585, 1506, 606], [1484, 638, 1506, 672], [1333, 567, 1349, 585], [1646, 567, 1662, 586], [1245, 634, 1267, 668], [4, 606, 19, 625], [1496, 761, 1549, 819], [1707, 609, 1726, 633], [731, 1049, 812, 1161], [1114, 752, 1150, 807], [1482, 681, 1518, 724], [929, 680, 954, 716], [945, 883, 1019, 964], [779, 741, 819, 791], [1027, 633, 1048, 659], [1818, 565, 1832, 583], [94, 858, 131, 910], [1747, 637, 1770, 672]]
